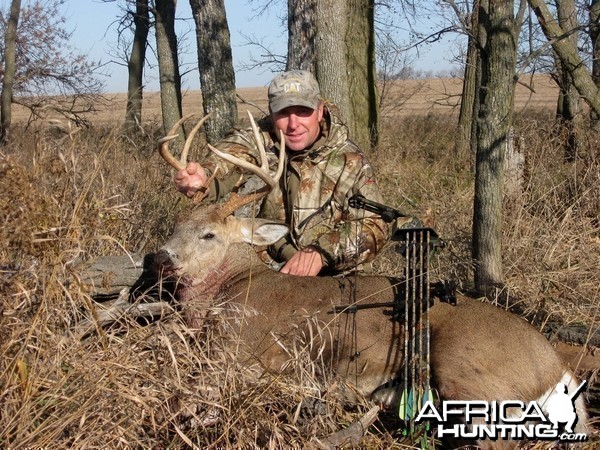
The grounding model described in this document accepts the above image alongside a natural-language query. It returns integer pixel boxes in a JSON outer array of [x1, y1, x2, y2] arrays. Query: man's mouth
[[286, 132, 304, 141]]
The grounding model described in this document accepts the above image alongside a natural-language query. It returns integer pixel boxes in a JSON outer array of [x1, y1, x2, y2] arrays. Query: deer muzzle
[[153, 249, 178, 278]]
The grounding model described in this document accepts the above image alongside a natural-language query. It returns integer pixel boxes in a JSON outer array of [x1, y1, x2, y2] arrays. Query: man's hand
[[174, 162, 208, 198], [280, 246, 323, 276]]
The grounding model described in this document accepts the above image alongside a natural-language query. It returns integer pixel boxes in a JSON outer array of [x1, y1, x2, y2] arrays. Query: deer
[[153, 113, 589, 449]]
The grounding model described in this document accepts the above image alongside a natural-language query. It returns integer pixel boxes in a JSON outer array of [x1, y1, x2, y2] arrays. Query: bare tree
[[347, 0, 379, 147], [286, 0, 316, 71], [315, 0, 348, 117], [153, 0, 183, 139], [189, 0, 237, 142], [0, 0, 21, 144], [315, 0, 378, 150], [529, 0, 600, 117], [124, 0, 150, 135], [455, 0, 479, 163], [472, 0, 523, 294], [0, 0, 102, 137], [555, 0, 582, 161], [589, 0, 599, 130], [375, 30, 425, 119]]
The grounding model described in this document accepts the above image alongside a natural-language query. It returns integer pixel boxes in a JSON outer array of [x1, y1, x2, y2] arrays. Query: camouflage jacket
[[202, 106, 390, 273]]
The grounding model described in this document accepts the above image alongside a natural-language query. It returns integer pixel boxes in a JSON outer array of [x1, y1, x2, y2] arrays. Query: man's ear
[[317, 102, 324, 122], [238, 218, 290, 246]]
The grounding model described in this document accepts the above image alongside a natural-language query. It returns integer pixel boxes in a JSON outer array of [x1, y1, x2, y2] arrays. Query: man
[[174, 70, 389, 276]]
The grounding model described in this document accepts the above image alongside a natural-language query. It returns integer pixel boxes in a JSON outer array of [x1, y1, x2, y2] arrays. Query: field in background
[[1, 74, 598, 448], [11, 74, 560, 125]]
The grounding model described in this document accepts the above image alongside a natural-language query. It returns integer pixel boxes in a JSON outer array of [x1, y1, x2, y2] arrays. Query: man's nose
[[287, 113, 299, 128]]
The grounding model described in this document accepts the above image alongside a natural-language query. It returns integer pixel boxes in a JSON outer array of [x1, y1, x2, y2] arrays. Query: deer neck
[[188, 243, 269, 297], [179, 244, 268, 327], [221, 243, 271, 287]]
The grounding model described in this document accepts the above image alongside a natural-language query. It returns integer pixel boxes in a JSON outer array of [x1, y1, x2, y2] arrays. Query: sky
[[19, 0, 461, 93], [64, 0, 289, 92]]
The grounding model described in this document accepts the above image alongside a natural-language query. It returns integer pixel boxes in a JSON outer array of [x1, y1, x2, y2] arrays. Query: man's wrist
[[305, 245, 326, 267]]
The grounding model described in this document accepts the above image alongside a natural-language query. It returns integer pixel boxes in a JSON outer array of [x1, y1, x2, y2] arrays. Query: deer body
[[206, 268, 570, 407], [155, 206, 405, 396], [154, 205, 588, 448]]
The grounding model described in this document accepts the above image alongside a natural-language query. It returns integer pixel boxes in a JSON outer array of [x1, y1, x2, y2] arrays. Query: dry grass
[[1, 76, 598, 448]]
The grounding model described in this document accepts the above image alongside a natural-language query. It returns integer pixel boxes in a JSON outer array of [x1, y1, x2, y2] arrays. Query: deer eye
[[202, 232, 215, 240]]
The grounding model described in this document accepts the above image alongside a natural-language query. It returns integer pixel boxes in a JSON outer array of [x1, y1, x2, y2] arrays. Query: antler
[[157, 113, 218, 202], [157, 110, 285, 214], [208, 111, 286, 218], [157, 113, 212, 171], [207, 111, 285, 189]]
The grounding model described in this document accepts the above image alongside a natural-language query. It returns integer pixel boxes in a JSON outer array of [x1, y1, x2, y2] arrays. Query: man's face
[[271, 103, 324, 152]]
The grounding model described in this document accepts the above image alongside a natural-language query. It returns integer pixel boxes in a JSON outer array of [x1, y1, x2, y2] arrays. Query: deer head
[[154, 112, 288, 297]]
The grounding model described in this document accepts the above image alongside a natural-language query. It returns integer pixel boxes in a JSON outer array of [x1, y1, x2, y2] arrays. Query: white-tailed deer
[[154, 113, 588, 449]]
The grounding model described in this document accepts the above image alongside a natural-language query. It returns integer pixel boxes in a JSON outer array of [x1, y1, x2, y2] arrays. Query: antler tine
[[158, 136, 186, 171], [206, 111, 284, 189], [249, 111, 285, 184], [191, 167, 220, 204], [247, 110, 271, 175], [181, 112, 212, 163], [157, 113, 212, 171], [275, 129, 286, 181]]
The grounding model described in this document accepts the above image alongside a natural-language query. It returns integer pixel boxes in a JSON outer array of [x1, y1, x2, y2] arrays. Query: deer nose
[[153, 249, 176, 276]]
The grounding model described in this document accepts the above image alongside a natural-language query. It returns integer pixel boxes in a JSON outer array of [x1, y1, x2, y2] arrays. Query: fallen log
[[74, 289, 175, 337], [72, 253, 153, 298], [70, 253, 175, 337]]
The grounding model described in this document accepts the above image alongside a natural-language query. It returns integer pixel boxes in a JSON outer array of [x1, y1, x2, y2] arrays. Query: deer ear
[[238, 218, 290, 246]]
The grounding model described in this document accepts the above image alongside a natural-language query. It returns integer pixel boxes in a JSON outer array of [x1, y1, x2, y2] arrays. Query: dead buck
[[154, 113, 589, 448]]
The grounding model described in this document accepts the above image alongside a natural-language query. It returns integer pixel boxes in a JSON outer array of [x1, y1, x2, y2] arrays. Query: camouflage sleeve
[[306, 154, 390, 272], [268, 233, 299, 263]]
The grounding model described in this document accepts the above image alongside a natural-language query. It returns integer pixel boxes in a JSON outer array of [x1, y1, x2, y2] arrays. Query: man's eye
[[295, 107, 314, 117]]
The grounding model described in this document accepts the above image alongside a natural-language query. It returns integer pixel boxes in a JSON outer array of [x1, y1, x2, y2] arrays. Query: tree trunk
[[529, 0, 600, 117], [590, 0, 600, 131], [286, 0, 316, 72], [124, 0, 150, 136], [315, 0, 378, 150], [346, 0, 378, 148], [555, 0, 582, 161], [470, 42, 484, 173], [472, 0, 518, 295], [189, 0, 237, 143], [154, 0, 184, 143], [455, 0, 480, 162], [0, 0, 21, 144], [315, 0, 350, 119]]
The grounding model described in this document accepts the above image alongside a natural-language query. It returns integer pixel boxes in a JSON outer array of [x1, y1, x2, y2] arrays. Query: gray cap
[[268, 70, 321, 113]]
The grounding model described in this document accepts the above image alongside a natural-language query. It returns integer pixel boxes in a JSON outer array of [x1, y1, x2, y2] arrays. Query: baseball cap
[[268, 70, 321, 113]]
